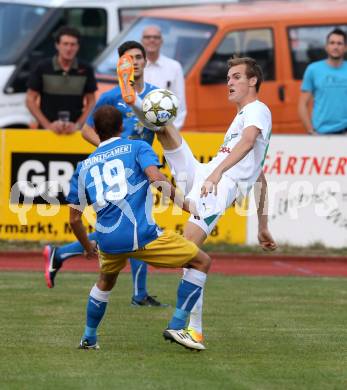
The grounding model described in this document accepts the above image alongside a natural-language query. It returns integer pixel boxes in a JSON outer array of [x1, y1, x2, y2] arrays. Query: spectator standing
[[298, 28, 347, 135], [26, 26, 97, 134], [141, 25, 187, 129]]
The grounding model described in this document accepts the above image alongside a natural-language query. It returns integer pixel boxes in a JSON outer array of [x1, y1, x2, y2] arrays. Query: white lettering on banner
[[48, 162, 74, 197], [17, 161, 46, 197], [247, 136, 347, 248], [16, 160, 74, 198]]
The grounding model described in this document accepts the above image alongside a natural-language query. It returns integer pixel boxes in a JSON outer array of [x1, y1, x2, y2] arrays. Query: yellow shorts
[[99, 229, 199, 274]]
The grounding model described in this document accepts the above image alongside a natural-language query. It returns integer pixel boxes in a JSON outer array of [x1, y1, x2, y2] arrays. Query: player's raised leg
[[43, 232, 98, 288], [44, 239, 166, 306]]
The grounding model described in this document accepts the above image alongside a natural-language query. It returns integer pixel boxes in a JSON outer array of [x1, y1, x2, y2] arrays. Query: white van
[[0, 0, 234, 128]]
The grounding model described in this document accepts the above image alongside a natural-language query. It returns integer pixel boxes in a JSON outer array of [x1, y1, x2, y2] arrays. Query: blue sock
[[169, 269, 207, 330], [169, 280, 202, 330], [55, 232, 98, 265], [82, 285, 110, 344], [130, 258, 148, 301]]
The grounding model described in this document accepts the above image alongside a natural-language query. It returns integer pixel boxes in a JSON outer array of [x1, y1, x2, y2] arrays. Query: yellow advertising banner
[[0, 130, 246, 243]]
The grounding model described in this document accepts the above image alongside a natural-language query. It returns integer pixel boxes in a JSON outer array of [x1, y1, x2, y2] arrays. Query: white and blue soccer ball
[[142, 89, 179, 127]]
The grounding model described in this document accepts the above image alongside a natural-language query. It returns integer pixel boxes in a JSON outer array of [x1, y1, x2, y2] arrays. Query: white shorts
[[164, 139, 237, 235]]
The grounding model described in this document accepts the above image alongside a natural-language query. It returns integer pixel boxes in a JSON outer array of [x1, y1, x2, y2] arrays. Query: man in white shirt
[[156, 57, 274, 346], [155, 57, 272, 241], [124, 56, 275, 348], [141, 25, 187, 129]]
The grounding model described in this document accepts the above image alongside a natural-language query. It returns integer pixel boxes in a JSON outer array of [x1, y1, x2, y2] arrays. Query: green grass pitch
[[1, 272, 347, 390]]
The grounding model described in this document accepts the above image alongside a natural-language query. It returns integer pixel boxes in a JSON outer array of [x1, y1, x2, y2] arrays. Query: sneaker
[[131, 295, 169, 307], [163, 328, 206, 351], [117, 54, 135, 105], [43, 245, 61, 288], [186, 327, 204, 343], [78, 339, 100, 350]]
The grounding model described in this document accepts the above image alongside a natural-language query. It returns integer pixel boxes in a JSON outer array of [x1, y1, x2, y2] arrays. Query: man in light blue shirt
[[298, 28, 347, 135]]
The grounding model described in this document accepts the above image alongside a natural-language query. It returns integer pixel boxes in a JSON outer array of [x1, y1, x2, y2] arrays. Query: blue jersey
[[86, 83, 157, 145], [67, 137, 162, 254], [301, 60, 347, 134]]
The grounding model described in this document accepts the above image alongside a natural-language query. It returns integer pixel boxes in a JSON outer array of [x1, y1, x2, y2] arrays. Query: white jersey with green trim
[[207, 99, 272, 185]]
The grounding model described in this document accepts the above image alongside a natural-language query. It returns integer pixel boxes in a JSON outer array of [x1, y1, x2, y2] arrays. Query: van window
[[0, 3, 49, 65], [289, 25, 347, 79], [35, 8, 107, 63], [95, 17, 216, 76], [66, 8, 107, 62], [201, 28, 275, 84], [5, 8, 107, 94]]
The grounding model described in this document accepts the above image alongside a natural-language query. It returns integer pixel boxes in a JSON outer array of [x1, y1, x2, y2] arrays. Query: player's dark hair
[[327, 28, 347, 44], [93, 105, 123, 141], [227, 57, 264, 92], [118, 40, 146, 59], [54, 26, 81, 44]]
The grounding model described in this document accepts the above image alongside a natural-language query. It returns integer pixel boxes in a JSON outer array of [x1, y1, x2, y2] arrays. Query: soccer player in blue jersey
[[44, 41, 167, 307], [68, 104, 210, 351]]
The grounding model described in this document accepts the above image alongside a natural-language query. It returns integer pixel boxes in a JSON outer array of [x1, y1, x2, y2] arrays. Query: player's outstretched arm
[[69, 206, 98, 259], [254, 171, 277, 251], [145, 165, 199, 217], [201, 125, 260, 196]]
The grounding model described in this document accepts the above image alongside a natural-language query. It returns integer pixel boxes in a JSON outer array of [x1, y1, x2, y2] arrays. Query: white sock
[[188, 289, 203, 333], [182, 268, 207, 288], [183, 268, 205, 334], [90, 284, 111, 302]]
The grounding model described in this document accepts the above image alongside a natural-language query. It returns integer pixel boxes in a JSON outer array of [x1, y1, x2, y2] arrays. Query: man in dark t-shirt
[[26, 26, 97, 134]]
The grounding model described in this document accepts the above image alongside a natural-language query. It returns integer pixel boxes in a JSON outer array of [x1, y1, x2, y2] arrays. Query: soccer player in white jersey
[[125, 56, 276, 347]]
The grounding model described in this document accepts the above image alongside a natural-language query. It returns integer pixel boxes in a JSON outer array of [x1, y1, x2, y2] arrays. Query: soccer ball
[[142, 89, 179, 127]]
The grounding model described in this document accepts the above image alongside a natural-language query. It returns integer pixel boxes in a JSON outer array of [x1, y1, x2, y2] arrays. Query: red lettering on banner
[[263, 155, 270, 174], [285, 156, 297, 174], [269, 155, 282, 174], [263, 153, 347, 176], [309, 157, 325, 175], [335, 157, 347, 175], [324, 157, 334, 175], [299, 156, 310, 174]]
